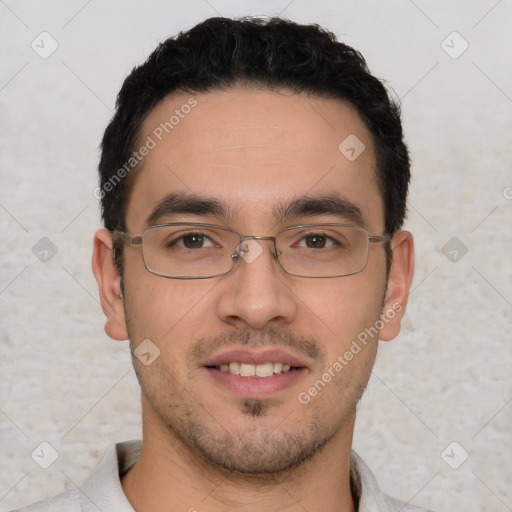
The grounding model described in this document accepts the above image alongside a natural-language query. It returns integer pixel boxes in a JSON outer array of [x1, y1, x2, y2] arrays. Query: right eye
[[171, 232, 216, 249]]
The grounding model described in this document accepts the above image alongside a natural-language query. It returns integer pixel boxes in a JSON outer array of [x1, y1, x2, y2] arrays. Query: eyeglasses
[[113, 223, 391, 279]]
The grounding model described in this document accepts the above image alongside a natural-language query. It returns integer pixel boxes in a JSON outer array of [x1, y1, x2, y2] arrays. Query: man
[[17, 16, 429, 512]]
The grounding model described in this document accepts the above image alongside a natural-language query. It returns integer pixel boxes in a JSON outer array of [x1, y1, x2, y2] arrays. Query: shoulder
[[11, 441, 141, 512], [11, 489, 82, 512], [383, 494, 435, 512], [352, 451, 435, 512]]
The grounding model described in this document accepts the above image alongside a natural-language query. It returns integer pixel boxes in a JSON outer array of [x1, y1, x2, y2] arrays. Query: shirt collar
[[81, 441, 410, 512]]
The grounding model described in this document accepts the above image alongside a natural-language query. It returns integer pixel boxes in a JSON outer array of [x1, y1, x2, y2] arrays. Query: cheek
[[123, 264, 218, 355], [293, 273, 386, 343], [295, 278, 383, 417], [123, 282, 199, 397]]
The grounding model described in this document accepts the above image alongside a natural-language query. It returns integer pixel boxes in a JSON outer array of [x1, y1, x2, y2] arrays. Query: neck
[[122, 405, 357, 512]]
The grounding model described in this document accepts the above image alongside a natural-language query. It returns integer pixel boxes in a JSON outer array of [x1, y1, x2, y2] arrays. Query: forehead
[[126, 87, 382, 231]]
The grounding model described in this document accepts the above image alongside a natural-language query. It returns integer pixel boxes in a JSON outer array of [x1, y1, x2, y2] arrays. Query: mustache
[[187, 327, 324, 365]]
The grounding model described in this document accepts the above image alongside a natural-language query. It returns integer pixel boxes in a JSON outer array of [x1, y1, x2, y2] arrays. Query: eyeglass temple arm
[[112, 230, 142, 245], [368, 233, 392, 244]]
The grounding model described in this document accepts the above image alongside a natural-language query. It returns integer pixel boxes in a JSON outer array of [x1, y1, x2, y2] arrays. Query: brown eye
[[182, 234, 206, 249], [304, 234, 328, 248]]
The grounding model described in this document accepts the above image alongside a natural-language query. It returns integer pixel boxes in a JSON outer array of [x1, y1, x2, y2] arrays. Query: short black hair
[[99, 17, 410, 272]]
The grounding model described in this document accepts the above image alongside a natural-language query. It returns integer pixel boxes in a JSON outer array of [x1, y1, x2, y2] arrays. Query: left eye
[[298, 234, 337, 249]]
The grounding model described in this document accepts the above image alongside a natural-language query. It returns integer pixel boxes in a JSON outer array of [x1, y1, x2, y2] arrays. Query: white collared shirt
[[14, 440, 433, 512]]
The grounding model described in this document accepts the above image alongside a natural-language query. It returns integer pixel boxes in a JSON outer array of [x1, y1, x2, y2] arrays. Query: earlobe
[[92, 229, 129, 341], [379, 230, 415, 342]]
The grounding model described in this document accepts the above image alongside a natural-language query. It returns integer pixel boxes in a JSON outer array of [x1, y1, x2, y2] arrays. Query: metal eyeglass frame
[[112, 222, 392, 279]]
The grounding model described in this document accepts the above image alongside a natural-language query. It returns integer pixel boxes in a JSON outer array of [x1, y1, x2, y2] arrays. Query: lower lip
[[204, 367, 308, 399]]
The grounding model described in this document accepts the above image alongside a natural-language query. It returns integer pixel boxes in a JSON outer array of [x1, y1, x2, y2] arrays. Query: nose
[[215, 238, 298, 330]]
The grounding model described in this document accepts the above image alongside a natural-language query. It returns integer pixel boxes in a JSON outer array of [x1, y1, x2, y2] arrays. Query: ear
[[379, 230, 415, 342], [92, 229, 129, 341]]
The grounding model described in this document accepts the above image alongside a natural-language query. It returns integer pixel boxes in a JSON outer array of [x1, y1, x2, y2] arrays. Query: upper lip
[[201, 348, 310, 369]]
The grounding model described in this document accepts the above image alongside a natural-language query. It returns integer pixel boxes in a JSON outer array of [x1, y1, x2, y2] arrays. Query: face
[[94, 87, 413, 475]]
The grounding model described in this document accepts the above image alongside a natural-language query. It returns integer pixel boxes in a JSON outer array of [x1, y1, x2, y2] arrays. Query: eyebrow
[[145, 192, 232, 226], [273, 194, 366, 226], [145, 192, 365, 227]]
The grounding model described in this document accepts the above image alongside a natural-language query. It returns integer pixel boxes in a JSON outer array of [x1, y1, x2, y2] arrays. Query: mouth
[[210, 361, 295, 377], [201, 349, 310, 398]]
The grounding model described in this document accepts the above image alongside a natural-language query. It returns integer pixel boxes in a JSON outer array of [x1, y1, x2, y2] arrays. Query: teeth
[[218, 362, 294, 377], [240, 363, 256, 377], [255, 362, 274, 377], [228, 362, 240, 375]]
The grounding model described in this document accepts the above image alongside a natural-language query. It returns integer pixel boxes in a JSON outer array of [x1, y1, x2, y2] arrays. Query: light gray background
[[1, 1, 511, 511]]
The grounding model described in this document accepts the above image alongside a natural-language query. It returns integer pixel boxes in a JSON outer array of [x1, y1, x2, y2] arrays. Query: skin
[[92, 87, 414, 512]]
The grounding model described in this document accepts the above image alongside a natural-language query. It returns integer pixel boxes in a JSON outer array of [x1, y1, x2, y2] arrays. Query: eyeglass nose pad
[[233, 239, 264, 264], [236, 242, 247, 256], [230, 242, 246, 264], [229, 242, 243, 258]]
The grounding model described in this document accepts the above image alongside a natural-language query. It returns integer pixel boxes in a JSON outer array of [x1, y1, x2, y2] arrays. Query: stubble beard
[[125, 302, 381, 478], [134, 357, 372, 478], [156, 390, 350, 476]]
